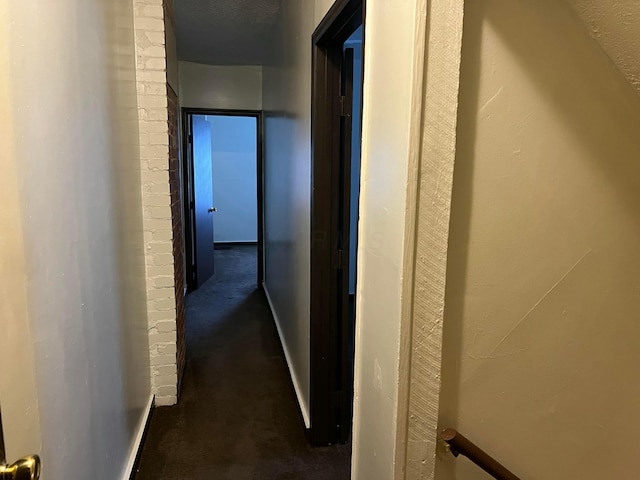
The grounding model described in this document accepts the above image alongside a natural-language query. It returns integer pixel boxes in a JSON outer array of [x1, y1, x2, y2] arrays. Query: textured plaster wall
[[436, 1, 640, 478], [396, 0, 465, 477], [565, 0, 640, 95], [350, 0, 429, 474]]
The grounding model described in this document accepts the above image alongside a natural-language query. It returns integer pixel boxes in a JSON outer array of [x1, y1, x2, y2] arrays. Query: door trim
[[181, 108, 265, 292], [309, 0, 364, 446]]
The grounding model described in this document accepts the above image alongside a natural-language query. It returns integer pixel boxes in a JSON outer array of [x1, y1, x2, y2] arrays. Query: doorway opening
[[310, 0, 365, 447], [137, 106, 352, 479], [181, 109, 264, 292]]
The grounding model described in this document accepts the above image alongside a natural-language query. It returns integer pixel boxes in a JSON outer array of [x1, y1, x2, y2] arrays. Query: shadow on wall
[[438, 0, 640, 478], [435, 0, 482, 476]]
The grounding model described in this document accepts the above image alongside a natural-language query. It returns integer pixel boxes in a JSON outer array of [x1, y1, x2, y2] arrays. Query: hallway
[[135, 246, 351, 479]]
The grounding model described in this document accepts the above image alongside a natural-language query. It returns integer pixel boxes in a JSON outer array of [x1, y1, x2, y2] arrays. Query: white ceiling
[[175, 0, 282, 66], [565, 0, 640, 94]]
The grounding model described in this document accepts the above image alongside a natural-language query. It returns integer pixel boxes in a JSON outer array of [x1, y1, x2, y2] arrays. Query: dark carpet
[[135, 246, 351, 480]]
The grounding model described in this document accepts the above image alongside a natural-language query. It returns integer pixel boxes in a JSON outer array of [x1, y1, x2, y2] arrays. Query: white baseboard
[[263, 283, 311, 428], [121, 394, 154, 480]]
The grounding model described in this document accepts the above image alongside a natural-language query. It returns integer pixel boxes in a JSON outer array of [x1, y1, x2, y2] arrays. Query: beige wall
[[0, 0, 42, 463], [1, 0, 151, 478], [437, 0, 640, 478], [179, 62, 262, 110], [565, 0, 640, 95], [314, 0, 335, 25], [398, 0, 465, 476]]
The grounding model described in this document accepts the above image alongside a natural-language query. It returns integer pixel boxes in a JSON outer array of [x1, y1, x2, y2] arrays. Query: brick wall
[[133, 0, 178, 406], [167, 85, 186, 387]]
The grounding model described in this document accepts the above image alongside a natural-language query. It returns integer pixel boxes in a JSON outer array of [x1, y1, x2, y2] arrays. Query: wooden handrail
[[441, 428, 521, 480]]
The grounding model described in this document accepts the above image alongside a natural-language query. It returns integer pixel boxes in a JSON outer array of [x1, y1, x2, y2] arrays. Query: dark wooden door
[[192, 115, 216, 288], [337, 47, 356, 443], [310, 0, 364, 446]]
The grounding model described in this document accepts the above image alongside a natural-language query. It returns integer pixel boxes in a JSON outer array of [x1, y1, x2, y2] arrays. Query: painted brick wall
[[167, 85, 186, 387], [133, 0, 178, 406]]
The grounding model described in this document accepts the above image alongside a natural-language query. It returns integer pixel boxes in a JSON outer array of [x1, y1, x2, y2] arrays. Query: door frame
[[181, 108, 265, 292], [309, 0, 364, 446]]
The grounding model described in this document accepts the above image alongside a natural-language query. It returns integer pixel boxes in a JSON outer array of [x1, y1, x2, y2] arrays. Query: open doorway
[[310, 0, 364, 447], [139, 102, 357, 476], [137, 103, 353, 478], [182, 109, 264, 292]]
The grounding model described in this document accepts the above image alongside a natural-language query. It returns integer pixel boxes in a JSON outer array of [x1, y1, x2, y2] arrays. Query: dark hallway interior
[[135, 246, 351, 479]]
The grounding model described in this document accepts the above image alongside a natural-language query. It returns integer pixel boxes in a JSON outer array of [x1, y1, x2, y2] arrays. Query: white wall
[[179, 61, 262, 110], [262, 0, 318, 427], [437, 1, 640, 479], [2, 0, 151, 479], [351, 1, 426, 478], [263, 1, 423, 478], [208, 115, 258, 243]]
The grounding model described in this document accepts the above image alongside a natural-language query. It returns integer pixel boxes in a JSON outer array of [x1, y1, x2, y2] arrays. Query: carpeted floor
[[135, 245, 351, 480]]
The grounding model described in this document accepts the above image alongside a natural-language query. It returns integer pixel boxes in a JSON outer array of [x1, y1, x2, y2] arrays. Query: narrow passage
[[136, 246, 350, 479]]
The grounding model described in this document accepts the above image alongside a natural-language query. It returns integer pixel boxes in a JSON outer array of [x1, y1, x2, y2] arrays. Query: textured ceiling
[[175, 0, 282, 65], [565, 0, 640, 94]]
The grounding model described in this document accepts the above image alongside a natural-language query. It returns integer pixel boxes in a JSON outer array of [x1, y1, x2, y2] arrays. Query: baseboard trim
[[262, 283, 311, 428], [214, 241, 258, 247], [123, 394, 154, 480]]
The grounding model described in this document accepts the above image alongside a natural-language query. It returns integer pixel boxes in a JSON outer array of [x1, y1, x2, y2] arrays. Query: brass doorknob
[[0, 455, 40, 480]]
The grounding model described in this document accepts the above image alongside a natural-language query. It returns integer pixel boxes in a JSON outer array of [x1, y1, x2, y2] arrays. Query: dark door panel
[[192, 115, 215, 288]]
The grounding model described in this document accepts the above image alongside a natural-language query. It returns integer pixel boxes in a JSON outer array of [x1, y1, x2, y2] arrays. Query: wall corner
[[395, 0, 466, 478], [132, 0, 181, 406]]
